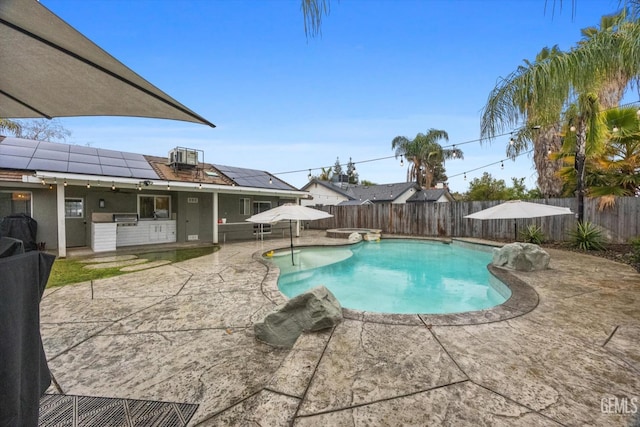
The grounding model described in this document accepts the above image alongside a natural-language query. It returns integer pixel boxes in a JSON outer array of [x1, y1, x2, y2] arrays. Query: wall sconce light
[[99, 199, 105, 208]]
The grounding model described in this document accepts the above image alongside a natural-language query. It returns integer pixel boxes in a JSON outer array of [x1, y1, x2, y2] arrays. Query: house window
[[0, 191, 32, 218], [65, 198, 84, 218], [239, 198, 251, 215], [139, 195, 171, 219], [253, 201, 272, 234]]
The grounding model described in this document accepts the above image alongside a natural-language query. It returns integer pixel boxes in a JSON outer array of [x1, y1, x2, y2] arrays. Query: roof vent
[[168, 147, 199, 169]]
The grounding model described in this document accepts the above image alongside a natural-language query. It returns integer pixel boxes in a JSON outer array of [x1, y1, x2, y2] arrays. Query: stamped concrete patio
[[41, 231, 640, 426]]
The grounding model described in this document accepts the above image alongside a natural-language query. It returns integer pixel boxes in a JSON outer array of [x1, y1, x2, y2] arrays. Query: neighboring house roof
[[302, 179, 419, 205], [406, 188, 455, 203], [0, 137, 299, 192]]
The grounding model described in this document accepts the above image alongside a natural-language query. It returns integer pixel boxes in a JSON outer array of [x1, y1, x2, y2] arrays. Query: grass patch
[[47, 245, 218, 288]]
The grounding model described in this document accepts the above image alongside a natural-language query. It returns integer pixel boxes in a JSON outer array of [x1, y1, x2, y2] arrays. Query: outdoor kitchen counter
[[116, 220, 176, 247]]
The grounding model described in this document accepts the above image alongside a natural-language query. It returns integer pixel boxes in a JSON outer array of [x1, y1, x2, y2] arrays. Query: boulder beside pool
[[492, 242, 550, 271], [254, 286, 343, 348]]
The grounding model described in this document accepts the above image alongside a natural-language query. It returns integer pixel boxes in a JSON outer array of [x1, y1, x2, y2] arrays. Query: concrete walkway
[[41, 231, 640, 426]]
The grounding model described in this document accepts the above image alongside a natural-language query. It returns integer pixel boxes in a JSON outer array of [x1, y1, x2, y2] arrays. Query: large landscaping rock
[[348, 232, 363, 243], [492, 242, 550, 271], [254, 286, 343, 348]]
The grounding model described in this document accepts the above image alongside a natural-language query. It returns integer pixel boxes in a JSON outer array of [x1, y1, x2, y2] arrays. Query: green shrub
[[569, 221, 606, 251], [520, 224, 545, 244], [631, 237, 640, 271]]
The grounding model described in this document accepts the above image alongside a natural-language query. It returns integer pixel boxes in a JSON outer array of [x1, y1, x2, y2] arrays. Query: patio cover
[[0, 0, 214, 127]]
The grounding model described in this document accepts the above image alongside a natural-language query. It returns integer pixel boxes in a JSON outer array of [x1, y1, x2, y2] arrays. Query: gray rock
[[348, 232, 362, 243], [492, 243, 550, 271], [254, 286, 343, 348]]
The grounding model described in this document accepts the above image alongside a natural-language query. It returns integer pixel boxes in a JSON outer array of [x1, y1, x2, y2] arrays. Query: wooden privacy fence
[[309, 197, 640, 243]]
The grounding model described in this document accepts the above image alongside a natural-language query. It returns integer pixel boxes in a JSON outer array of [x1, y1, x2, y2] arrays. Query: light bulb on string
[[464, 173, 467, 181], [501, 161, 504, 170], [167, 182, 171, 190], [86, 182, 91, 189], [111, 182, 115, 190], [452, 145, 457, 158], [400, 156, 404, 167], [308, 169, 312, 180], [570, 125, 576, 132], [509, 137, 515, 146], [63, 180, 67, 187], [269, 176, 272, 184]]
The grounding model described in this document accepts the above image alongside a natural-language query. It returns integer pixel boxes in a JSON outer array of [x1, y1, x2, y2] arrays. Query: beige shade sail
[[464, 200, 573, 220], [0, 0, 214, 127]]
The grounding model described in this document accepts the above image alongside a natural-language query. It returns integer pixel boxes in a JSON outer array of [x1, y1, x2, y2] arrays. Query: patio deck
[[40, 231, 640, 426]]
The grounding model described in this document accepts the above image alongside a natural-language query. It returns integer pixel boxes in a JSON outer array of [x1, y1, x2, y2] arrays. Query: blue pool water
[[270, 239, 511, 314]]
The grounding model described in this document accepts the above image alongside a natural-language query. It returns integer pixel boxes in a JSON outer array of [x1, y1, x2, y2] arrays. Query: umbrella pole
[[289, 220, 295, 265]]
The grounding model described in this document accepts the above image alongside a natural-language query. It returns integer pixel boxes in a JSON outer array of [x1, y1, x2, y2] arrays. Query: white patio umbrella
[[0, 0, 214, 126], [464, 200, 573, 240], [246, 204, 333, 265]]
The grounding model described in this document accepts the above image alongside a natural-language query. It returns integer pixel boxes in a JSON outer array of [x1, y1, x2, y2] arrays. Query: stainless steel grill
[[112, 213, 138, 226]]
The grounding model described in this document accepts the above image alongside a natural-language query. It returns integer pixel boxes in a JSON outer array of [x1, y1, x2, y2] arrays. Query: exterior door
[[185, 196, 200, 241], [65, 197, 87, 247]]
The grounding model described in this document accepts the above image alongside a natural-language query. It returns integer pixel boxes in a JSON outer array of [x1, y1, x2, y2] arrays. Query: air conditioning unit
[[169, 147, 199, 168]]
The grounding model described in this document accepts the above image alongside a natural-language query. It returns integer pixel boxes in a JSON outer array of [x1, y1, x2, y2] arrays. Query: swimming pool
[[268, 239, 511, 314]]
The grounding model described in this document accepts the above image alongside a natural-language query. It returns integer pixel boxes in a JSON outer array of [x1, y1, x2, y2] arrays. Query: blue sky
[[39, 0, 626, 193]]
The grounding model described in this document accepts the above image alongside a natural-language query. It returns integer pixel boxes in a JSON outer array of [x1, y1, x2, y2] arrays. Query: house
[[300, 179, 453, 206], [0, 137, 309, 257]]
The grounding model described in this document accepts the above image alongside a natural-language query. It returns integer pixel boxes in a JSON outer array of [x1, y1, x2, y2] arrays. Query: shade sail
[[0, 0, 214, 127], [464, 200, 573, 220], [246, 204, 333, 265]]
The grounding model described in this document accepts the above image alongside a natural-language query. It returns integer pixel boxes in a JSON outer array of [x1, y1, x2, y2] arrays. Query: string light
[[48, 184, 53, 190], [464, 172, 467, 181], [198, 182, 202, 190], [452, 145, 457, 158], [41, 178, 45, 185], [509, 137, 515, 146], [86, 182, 91, 189], [137, 183, 142, 191], [167, 182, 171, 190], [400, 156, 404, 167], [613, 125, 619, 133], [501, 161, 504, 170], [570, 125, 576, 132], [111, 181, 116, 190], [63, 180, 67, 187], [308, 169, 312, 180], [269, 176, 272, 184]]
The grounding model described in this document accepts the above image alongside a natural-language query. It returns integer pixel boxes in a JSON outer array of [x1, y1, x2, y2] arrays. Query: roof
[[406, 188, 454, 203], [303, 180, 419, 204], [0, 137, 299, 191]]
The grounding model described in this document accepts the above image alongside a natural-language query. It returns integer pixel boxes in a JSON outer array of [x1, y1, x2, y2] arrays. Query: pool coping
[[255, 237, 540, 327]]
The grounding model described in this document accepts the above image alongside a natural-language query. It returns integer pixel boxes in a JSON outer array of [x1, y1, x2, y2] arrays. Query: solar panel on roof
[[33, 149, 69, 161], [0, 144, 35, 157], [69, 145, 98, 155], [100, 165, 131, 177], [69, 153, 100, 164], [0, 156, 30, 169], [67, 162, 102, 175], [0, 138, 159, 179], [27, 158, 68, 172], [35, 141, 69, 152], [99, 156, 127, 167], [125, 159, 153, 169], [97, 148, 124, 158]]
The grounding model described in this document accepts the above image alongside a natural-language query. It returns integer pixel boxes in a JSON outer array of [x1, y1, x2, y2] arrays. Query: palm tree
[[496, 46, 565, 197], [392, 129, 461, 189], [481, 11, 640, 222], [0, 118, 21, 135], [557, 107, 640, 208]]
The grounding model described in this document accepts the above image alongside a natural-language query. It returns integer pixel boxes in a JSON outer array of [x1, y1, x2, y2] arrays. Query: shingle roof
[[406, 188, 453, 202]]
